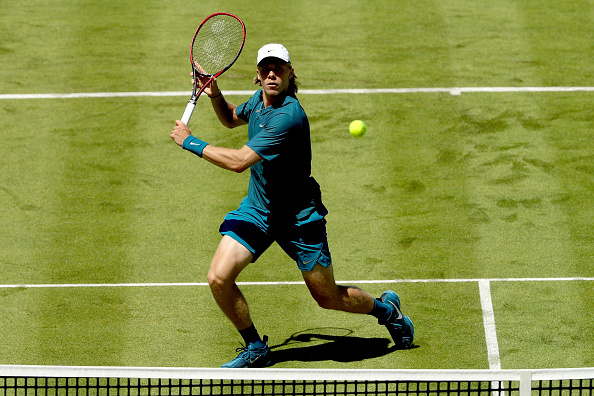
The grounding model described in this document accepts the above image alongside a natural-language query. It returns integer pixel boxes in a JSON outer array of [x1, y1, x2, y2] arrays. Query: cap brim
[[257, 56, 289, 65]]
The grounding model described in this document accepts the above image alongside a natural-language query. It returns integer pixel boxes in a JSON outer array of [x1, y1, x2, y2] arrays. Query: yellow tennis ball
[[349, 120, 366, 137]]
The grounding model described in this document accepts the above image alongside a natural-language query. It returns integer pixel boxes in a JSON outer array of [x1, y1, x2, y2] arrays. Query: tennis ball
[[349, 120, 366, 137]]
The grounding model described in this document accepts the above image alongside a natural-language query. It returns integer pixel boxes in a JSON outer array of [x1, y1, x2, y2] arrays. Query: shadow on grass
[[267, 327, 413, 366]]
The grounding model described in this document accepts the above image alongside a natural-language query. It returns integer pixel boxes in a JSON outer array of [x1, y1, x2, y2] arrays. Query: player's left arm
[[202, 144, 262, 173], [170, 120, 261, 173]]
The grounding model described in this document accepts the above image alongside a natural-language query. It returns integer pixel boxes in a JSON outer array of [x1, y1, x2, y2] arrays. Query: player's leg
[[283, 218, 378, 314], [301, 263, 414, 349], [280, 215, 414, 349], [301, 263, 375, 313], [207, 235, 254, 331], [208, 235, 270, 367]]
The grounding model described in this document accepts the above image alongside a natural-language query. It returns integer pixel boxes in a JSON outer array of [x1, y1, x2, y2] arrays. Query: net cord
[[0, 366, 593, 382]]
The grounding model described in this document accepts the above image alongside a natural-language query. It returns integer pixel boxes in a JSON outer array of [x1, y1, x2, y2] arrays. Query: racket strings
[[192, 15, 244, 76]]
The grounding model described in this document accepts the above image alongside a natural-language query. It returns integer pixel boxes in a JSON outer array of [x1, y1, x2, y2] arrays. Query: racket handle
[[181, 101, 196, 125]]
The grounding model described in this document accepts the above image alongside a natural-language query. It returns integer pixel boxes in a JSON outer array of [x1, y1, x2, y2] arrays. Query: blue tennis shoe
[[221, 336, 271, 368], [378, 291, 414, 349]]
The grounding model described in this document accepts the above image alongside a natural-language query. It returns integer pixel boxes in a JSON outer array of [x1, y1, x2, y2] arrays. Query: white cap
[[257, 43, 291, 65]]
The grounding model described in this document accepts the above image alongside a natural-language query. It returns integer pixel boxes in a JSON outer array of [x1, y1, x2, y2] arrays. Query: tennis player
[[170, 43, 414, 368]]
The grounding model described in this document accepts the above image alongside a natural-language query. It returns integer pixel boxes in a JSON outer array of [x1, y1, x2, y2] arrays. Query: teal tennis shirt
[[236, 90, 327, 222]]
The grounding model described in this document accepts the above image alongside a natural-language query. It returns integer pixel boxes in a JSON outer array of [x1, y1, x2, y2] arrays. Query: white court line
[[0, 87, 593, 100], [0, 276, 591, 289], [479, 280, 501, 370]]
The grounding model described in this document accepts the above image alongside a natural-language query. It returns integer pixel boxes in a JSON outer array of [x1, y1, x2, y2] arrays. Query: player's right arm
[[209, 91, 247, 129]]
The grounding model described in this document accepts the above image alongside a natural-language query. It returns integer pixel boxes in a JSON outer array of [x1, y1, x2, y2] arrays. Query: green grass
[[1, 0, 593, 369]]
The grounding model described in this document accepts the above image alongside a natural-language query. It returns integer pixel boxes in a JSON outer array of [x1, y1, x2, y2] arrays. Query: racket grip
[[181, 101, 196, 125]]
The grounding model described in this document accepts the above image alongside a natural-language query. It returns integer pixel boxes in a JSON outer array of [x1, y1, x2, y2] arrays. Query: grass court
[[0, 0, 593, 369]]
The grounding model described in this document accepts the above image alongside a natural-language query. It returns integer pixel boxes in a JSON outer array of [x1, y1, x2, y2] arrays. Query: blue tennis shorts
[[219, 200, 332, 271]]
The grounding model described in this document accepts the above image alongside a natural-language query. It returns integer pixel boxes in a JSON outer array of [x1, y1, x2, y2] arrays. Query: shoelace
[[235, 337, 268, 363]]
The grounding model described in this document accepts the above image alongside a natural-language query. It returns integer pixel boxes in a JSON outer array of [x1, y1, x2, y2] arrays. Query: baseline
[[1, 87, 593, 100]]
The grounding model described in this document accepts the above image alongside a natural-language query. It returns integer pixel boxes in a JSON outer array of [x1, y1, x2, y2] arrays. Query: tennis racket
[[180, 13, 246, 125]]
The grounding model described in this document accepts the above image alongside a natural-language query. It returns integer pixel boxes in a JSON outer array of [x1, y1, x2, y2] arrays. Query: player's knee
[[207, 268, 227, 290], [311, 293, 340, 310], [307, 282, 343, 310]]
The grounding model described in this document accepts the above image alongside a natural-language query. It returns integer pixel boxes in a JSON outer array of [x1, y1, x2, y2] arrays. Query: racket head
[[190, 13, 246, 78]]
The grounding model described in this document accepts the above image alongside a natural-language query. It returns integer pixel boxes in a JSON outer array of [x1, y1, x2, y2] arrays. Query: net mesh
[[0, 378, 517, 396], [0, 367, 592, 396], [192, 14, 245, 76]]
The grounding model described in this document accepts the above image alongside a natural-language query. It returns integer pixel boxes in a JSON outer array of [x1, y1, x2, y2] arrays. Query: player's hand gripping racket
[[181, 13, 246, 125]]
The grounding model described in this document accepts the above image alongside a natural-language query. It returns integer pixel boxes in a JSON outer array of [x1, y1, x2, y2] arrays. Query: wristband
[[209, 92, 223, 99], [182, 135, 208, 158]]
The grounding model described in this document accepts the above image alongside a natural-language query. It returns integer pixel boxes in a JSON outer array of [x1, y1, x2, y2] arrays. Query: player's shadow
[[267, 327, 405, 366]]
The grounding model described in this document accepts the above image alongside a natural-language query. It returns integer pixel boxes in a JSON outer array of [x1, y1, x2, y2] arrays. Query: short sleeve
[[235, 101, 249, 122], [246, 112, 295, 161], [235, 91, 261, 122]]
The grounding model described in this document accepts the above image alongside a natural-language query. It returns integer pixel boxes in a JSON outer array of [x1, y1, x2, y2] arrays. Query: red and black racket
[[181, 13, 246, 125]]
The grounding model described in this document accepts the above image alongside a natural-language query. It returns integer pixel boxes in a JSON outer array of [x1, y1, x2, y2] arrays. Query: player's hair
[[254, 63, 299, 94]]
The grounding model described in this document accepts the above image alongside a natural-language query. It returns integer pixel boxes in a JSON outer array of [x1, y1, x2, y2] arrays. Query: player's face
[[257, 60, 294, 98]]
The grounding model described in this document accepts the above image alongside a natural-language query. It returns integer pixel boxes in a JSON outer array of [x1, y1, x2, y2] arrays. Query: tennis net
[[0, 366, 592, 396]]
